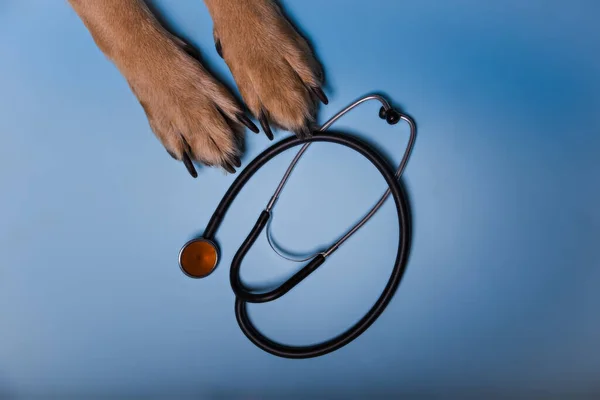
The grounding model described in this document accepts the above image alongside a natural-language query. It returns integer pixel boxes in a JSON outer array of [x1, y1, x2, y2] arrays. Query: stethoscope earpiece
[[379, 106, 401, 125]]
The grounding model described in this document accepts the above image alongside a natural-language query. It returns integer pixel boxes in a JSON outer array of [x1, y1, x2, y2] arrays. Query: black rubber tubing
[[205, 131, 412, 359], [230, 210, 327, 303]]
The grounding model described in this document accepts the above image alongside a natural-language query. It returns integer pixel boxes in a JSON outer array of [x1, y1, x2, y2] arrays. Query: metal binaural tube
[[264, 94, 415, 262]]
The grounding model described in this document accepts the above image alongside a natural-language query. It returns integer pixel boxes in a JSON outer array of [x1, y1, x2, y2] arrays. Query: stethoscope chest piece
[[178, 238, 219, 279]]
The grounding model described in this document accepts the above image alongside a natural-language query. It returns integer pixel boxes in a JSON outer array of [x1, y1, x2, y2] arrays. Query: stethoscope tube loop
[[232, 132, 411, 359]]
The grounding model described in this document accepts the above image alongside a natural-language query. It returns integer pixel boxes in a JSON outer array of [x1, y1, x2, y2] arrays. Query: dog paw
[[96, 16, 262, 177], [206, 0, 327, 140], [131, 33, 263, 176]]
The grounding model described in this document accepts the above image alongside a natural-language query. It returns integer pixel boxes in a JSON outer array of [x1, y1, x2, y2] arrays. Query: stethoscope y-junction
[[178, 94, 416, 358]]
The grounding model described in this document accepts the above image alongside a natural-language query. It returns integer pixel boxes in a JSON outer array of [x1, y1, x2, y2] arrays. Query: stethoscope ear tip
[[379, 106, 401, 125], [178, 237, 220, 279]]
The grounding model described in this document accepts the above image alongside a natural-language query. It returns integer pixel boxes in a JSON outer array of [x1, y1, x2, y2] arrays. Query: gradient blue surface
[[1, 0, 599, 397]]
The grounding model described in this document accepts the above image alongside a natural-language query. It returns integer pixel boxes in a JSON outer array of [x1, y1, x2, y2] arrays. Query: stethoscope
[[178, 94, 416, 359]]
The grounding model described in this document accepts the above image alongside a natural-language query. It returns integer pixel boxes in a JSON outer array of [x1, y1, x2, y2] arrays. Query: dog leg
[[204, 0, 327, 139], [68, 0, 258, 176]]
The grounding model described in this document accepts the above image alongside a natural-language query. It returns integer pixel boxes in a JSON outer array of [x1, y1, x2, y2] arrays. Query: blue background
[[1, 0, 599, 397]]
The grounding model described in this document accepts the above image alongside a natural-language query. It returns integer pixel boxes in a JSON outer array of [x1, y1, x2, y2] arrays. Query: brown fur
[[67, 0, 324, 175]]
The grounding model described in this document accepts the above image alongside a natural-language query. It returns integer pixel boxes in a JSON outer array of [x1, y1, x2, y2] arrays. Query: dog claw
[[215, 39, 223, 58], [237, 114, 259, 133], [259, 112, 274, 140], [223, 162, 236, 174], [312, 87, 329, 105], [182, 152, 198, 178]]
